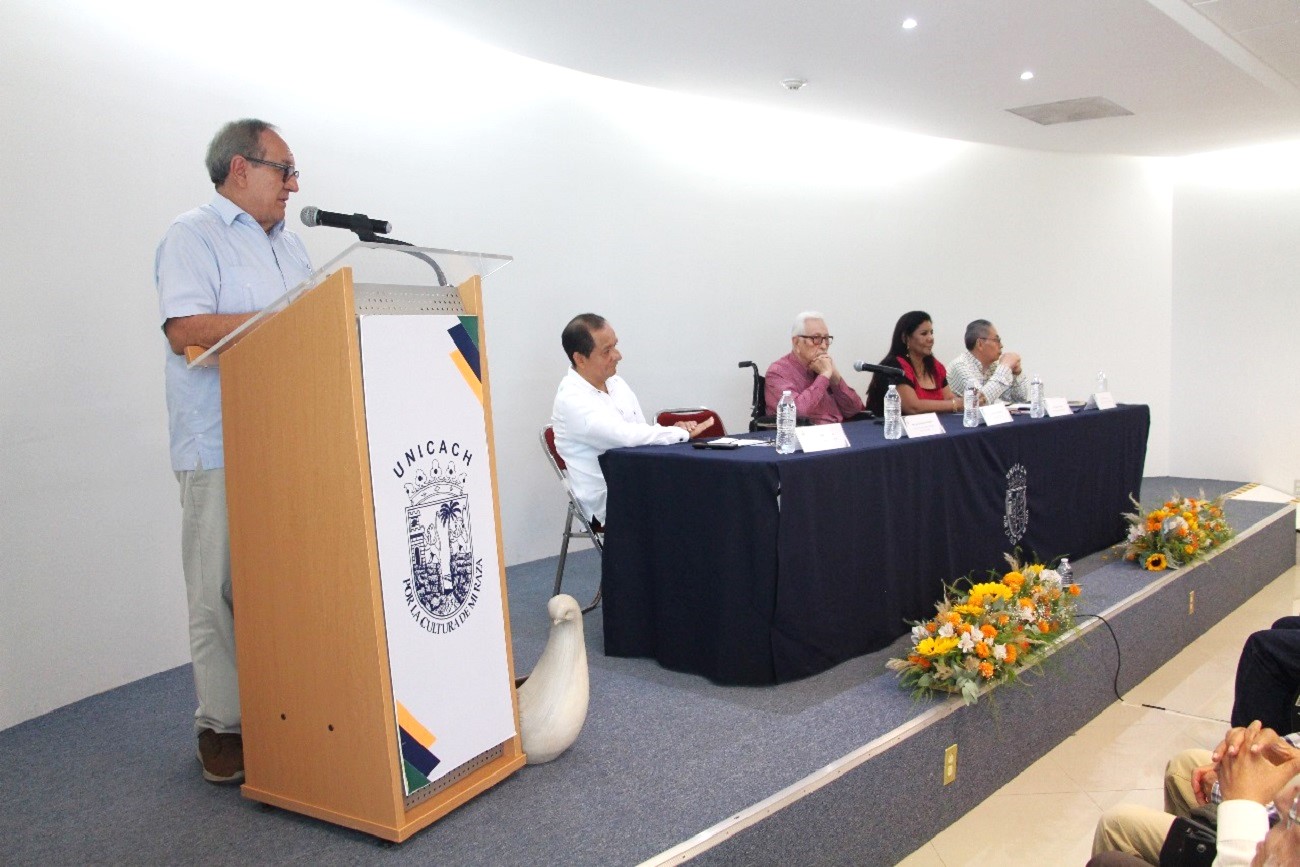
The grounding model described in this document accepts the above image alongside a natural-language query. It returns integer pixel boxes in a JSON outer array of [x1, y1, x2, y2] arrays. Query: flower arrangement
[[1121, 494, 1233, 571], [886, 556, 1082, 705]]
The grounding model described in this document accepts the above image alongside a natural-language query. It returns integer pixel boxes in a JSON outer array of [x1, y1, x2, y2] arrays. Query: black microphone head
[[300, 206, 321, 227]]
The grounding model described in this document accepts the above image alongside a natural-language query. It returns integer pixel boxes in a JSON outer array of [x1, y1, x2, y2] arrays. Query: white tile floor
[[897, 534, 1300, 867]]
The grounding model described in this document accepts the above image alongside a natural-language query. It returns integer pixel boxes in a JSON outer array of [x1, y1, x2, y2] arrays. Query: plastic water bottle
[[1096, 371, 1108, 394], [1029, 375, 1045, 418], [963, 385, 979, 427], [883, 384, 903, 440], [775, 389, 797, 454], [1058, 557, 1073, 584]]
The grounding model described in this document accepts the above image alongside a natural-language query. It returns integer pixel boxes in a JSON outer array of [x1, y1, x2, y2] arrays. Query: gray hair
[[205, 119, 277, 187], [964, 319, 994, 350], [791, 310, 826, 337]]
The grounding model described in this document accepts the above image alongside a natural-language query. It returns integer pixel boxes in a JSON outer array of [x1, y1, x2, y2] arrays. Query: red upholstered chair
[[655, 407, 726, 437], [540, 425, 603, 613]]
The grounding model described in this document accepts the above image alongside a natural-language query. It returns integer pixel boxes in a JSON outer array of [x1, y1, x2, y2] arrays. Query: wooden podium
[[192, 244, 523, 841]]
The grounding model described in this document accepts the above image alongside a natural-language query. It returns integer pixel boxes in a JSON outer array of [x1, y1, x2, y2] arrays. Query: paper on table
[[795, 423, 850, 452], [1044, 397, 1073, 417], [902, 413, 945, 438], [708, 437, 768, 447], [979, 403, 1014, 426]]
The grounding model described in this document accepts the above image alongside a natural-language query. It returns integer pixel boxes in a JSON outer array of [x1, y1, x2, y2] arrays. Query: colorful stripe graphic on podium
[[447, 317, 482, 405], [397, 701, 441, 792]]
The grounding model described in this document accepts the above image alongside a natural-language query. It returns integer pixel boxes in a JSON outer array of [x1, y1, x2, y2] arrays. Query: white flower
[[938, 622, 956, 638], [1018, 605, 1037, 622], [912, 623, 930, 642], [1127, 524, 1144, 542], [993, 643, 1008, 661], [958, 631, 976, 652], [1039, 569, 1062, 587]]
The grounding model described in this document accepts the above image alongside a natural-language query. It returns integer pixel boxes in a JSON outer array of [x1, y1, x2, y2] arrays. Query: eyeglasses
[[979, 335, 1003, 346], [244, 156, 300, 182], [798, 334, 834, 346]]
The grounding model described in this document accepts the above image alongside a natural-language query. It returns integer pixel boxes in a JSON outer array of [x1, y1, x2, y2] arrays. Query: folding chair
[[540, 425, 603, 613], [655, 407, 726, 437]]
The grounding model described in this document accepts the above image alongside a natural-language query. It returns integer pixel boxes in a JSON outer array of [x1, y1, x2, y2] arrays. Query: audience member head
[[965, 318, 1006, 366], [789, 310, 833, 368], [865, 310, 936, 414], [1253, 772, 1300, 866], [206, 119, 299, 232], [562, 313, 621, 389]]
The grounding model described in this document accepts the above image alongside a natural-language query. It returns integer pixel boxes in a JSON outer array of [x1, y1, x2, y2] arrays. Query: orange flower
[[1002, 571, 1025, 590], [946, 612, 962, 626], [998, 614, 1010, 626], [1019, 640, 1030, 652], [978, 661, 995, 679], [980, 624, 998, 639], [908, 654, 931, 669], [1038, 620, 1052, 634], [926, 622, 937, 633], [975, 642, 991, 658], [1004, 643, 1018, 664], [1067, 584, 1081, 596]]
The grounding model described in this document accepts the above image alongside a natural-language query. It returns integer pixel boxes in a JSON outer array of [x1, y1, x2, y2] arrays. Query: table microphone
[[853, 361, 907, 381]]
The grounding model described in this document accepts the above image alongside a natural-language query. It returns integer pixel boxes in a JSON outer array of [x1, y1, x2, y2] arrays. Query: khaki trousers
[[1091, 748, 1212, 864]]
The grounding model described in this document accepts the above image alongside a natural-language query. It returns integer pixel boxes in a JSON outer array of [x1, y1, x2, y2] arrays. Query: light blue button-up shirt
[[155, 193, 313, 471]]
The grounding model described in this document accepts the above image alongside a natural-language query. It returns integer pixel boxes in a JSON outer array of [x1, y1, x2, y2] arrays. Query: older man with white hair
[[764, 311, 864, 424]]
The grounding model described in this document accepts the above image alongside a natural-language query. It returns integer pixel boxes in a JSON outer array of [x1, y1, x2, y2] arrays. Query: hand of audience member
[[674, 416, 715, 439], [1191, 764, 1218, 805], [1216, 723, 1300, 805], [1000, 351, 1022, 375], [1212, 721, 1300, 766], [1252, 773, 1300, 867]]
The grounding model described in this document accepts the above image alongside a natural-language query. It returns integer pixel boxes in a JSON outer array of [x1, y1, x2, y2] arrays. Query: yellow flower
[[969, 582, 1012, 605], [916, 636, 959, 657], [1145, 553, 1168, 571], [953, 604, 985, 617]]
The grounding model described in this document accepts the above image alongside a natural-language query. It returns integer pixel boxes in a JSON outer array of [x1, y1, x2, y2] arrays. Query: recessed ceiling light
[[1020, 71, 1035, 81], [902, 18, 918, 30], [781, 78, 808, 91]]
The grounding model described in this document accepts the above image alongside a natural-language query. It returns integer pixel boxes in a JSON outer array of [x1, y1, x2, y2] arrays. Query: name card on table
[[902, 413, 946, 438], [1093, 391, 1117, 410], [1045, 397, 1074, 417], [979, 403, 1014, 426], [795, 423, 850, 453]]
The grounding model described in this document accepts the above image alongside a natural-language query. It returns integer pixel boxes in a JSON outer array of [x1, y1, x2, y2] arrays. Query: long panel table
[[599, 405, 1149, 685]]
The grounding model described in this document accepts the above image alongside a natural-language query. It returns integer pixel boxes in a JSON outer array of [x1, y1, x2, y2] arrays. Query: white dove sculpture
[[517, 594, 589, 764]]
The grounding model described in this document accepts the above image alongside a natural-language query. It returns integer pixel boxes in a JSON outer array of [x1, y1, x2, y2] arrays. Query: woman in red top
[[865, 310, 965, 416]]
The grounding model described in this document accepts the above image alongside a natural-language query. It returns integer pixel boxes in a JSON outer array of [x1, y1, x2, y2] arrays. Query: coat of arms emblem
[[404, 460, 475, 631], [1003, 463, 1028, 544]]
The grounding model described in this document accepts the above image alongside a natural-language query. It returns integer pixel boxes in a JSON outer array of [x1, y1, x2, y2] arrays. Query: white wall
[[0, 0, 1174, 730], [1169, 156, 1300, 493]]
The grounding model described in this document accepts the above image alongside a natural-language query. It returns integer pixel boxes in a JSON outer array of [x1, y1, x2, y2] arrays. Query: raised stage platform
[[0, 478, 1294, 866]]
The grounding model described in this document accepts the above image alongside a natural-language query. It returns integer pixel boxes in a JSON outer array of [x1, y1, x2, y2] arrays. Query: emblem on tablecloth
[[400, 451, 482, 635], [1004, 463, 1028, 544]]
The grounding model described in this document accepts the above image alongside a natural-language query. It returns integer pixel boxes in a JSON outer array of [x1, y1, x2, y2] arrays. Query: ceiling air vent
[[1006, 96, 1134, 125]]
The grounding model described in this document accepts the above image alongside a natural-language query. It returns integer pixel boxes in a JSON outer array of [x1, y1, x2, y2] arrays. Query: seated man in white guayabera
[[550, 313, 711, 526], [947, 318, 1028, 405]]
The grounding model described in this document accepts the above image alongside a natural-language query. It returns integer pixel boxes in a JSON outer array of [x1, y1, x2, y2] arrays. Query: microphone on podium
[[300, 206, 392, 236]]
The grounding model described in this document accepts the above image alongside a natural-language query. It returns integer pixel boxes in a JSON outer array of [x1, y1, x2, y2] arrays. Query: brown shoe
[[197, 728, 245, 784]]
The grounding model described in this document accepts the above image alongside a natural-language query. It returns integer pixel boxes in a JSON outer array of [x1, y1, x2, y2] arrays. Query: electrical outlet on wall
[[943, 744, 958, 785]]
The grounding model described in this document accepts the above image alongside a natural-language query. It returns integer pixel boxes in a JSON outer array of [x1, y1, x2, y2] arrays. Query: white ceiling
[[407, 0, 1300, 156]]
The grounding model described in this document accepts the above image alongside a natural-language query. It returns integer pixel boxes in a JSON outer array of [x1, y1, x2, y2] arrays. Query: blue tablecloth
[[599, 405, 1150, 684]]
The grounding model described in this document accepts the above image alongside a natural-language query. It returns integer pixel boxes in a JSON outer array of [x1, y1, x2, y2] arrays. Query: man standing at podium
[[154, 119, 313, 784]]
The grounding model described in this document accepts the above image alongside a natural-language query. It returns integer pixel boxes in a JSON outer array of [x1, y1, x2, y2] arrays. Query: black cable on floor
[[1075, 611, 1230, 725]]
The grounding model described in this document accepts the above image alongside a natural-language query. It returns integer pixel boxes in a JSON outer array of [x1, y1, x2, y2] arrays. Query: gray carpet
[[1, 477, 1293, 866]]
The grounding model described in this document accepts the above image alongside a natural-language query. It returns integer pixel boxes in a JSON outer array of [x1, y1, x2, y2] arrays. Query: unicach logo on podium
[[396, 443, 483, 635]]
